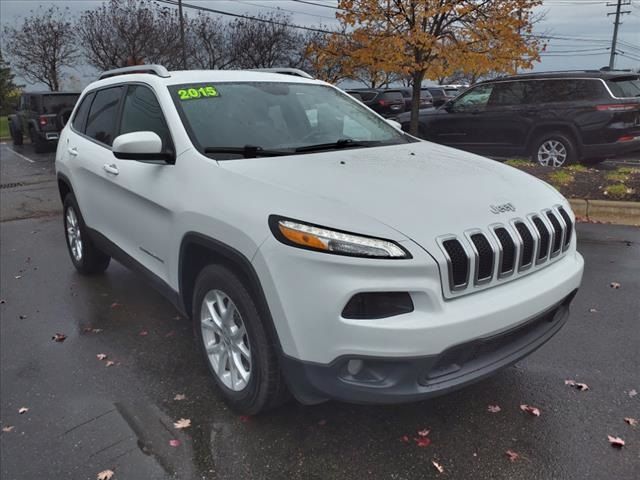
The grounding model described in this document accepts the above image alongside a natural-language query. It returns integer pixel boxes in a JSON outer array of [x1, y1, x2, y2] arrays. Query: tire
[[10, 123, 23, 146], [63, 193, 111, 275], [30, 129, 46, 153], [193, 265, 289, 415], [530, 132, 577, 167]]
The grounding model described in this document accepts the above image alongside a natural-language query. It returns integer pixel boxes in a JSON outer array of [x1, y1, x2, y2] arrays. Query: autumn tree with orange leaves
[[319, 0, 544, 134]]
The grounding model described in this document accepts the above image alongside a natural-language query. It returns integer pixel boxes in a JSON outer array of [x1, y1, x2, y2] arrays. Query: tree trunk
[[409, 70, 425, 136]]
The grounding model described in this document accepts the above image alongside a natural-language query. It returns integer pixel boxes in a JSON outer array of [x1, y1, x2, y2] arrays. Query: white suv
[[56, 65, 584, 414]]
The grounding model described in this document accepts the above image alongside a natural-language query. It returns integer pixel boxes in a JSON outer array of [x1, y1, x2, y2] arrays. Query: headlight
[[269, 216, 411, 259]]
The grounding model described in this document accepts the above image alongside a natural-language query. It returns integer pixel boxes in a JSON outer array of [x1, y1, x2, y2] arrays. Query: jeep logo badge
[[490, 203, 516, 214]]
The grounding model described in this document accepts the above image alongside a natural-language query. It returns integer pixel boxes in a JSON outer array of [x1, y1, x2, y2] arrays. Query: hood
[[220, 142, 566, 250]]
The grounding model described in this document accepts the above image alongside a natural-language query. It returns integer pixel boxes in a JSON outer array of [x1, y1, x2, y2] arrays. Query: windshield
[[606, 77, 640, 98], [42, 95, 79, 114], [169, 82, 411, 157]]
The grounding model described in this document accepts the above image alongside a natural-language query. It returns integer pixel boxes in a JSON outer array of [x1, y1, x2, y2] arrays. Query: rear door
[[70, 86, 125, 242]]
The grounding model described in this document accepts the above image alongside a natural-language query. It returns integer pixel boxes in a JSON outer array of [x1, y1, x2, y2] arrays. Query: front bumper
[[281, 290, 575, 404]]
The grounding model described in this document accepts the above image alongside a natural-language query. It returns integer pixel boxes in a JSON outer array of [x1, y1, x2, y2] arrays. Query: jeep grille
[[437, 205, 573, 297]]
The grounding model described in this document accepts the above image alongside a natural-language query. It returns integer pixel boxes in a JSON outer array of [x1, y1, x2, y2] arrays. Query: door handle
[[68, 147, 78, 156], [103, 163, 119, 175]]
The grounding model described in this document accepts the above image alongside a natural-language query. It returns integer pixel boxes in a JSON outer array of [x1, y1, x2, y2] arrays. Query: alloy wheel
[[537, 140, 567, 167], [65, 207, 83, 262], [200, 289, 251, 391]]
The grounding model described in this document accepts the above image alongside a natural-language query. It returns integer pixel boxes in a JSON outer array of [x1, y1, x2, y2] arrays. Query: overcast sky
[[1, 0, 639, 89]]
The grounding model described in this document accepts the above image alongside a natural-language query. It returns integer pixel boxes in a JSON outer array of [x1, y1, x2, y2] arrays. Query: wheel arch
[[57, 173, 73, 203], [526, 123, 582, 156], [179, 232, 282, 351]]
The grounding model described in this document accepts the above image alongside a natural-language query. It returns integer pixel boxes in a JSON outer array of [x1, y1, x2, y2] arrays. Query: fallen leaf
[[520, 404, 541, 417], [96, 353, 107, 360], [565, 380, 589, 391], [97, 469, 114, 480], [400, 435, 410, 443], [173, 418, 191, 429], [317, 419, 327, 426], [431, 460, 445, 473], [629, 389, 638, 398], [610, 282, 621, 289], [173, 394, 186, 401], [105, 360, 115, 367], [169, 439, 181, 447], [487, 404, 502, 413], [607, 435, 625, 448], [110, 302, 122, 309], [505, 450, 520, 462], [52, 333, 67, 343], [417, 428, 430, 437], [138, 330, 148, 336], [2, 426, 15, 432], [624, 417, 638, 427], [414, 436, 432, 448]]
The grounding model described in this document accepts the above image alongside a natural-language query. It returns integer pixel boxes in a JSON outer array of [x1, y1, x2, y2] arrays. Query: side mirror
[[112, 131, 173, 163], [443, 101, 454, 112], [386, 119, 402, 129]]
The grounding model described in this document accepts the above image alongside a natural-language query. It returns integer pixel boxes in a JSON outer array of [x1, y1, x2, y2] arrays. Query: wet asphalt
[[0, 143, 639, 480]]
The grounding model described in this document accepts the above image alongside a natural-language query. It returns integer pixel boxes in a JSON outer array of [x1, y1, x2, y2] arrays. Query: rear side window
[[119, 85, 173, 152], [527, 79, 608, 103], [72, 92, 95, 133], [606, 77, 640, 98], [85, 87, 123, 146]]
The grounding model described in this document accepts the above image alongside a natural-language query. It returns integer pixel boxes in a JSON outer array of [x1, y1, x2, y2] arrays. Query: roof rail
[[99, 65, 171, 80], [249, 68, 314, 79]]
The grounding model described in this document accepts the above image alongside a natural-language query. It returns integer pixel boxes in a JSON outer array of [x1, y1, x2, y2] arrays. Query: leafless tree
[[77, 0, 183, 71], [3, 6, 79, 91], [229, 13, 301, 69], [185, 13, 235, 70]]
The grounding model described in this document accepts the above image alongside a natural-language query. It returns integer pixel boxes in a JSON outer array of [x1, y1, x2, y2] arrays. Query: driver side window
[[451, 84, 494, 112]]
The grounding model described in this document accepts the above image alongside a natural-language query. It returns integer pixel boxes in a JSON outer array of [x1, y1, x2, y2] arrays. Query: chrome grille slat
[[437, 205, 572, 298]]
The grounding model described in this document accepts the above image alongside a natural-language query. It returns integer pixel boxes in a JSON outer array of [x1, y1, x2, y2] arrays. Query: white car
[[56, 65, 584, 414]]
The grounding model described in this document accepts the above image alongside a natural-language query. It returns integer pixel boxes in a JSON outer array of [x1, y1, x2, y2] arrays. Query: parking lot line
[[5, 146, 35, 164]]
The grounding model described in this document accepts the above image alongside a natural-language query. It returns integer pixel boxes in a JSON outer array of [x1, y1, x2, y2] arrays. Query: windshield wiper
[[294, 139, 382, 153], [204, 145, 293, 158]]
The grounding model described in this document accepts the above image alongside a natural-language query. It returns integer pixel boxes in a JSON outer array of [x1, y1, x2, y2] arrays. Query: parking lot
[[0, 143, 639, 480]]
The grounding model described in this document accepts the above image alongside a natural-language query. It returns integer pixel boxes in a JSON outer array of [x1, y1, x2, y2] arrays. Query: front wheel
[[531, 133, 577, 167], [193, 265, 288, 414], [63, 194, 111, 274]]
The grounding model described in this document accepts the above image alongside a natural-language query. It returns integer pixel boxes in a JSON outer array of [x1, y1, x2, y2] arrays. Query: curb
[[569, 198, 640, 226]]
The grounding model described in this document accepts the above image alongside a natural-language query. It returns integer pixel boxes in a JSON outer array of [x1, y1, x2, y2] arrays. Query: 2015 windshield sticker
[[177, 86, 219, 100]]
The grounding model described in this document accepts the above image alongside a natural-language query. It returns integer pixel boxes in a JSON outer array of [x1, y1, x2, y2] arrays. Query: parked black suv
[[8, 92, 80, 152], [398, 71, 640, 166]]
